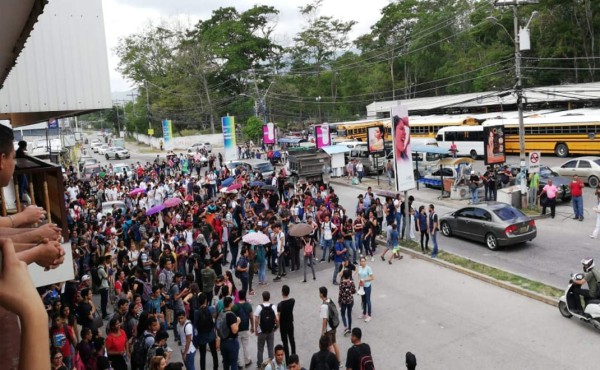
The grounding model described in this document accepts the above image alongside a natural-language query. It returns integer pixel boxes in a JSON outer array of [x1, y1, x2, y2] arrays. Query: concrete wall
[[131, 132, 225, 150]]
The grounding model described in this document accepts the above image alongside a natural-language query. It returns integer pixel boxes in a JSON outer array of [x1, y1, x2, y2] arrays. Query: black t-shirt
[[277, 298, 295, 330], [76, 302, 93, 327], [340, 262, 356, 277], [225, 311, 238, 339], [345, 343, 372, 370], [96, 355, 111, 370], [310, 350, 338, 370]]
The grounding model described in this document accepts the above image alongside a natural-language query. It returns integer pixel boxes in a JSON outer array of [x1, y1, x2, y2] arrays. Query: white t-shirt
[[322, 222, 336, 241], [320, 299, 334, 332], [253, 302, 275, 334], [177, 320, 196, 354]]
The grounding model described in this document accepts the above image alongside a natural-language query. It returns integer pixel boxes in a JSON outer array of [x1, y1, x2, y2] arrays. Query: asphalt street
[[89, 135, 599, 289], [83, 136, 600, 369]]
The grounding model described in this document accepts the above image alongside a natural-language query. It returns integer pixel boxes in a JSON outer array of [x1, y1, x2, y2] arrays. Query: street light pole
[[316, 96, 322, 123]]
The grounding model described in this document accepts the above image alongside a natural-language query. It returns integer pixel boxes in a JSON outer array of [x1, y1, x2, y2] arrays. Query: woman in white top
[[357, 256, 374, 322]]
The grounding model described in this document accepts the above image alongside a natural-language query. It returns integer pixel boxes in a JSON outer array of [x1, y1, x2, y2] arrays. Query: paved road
[[85, 135, 598, 289], [129, 255, 598, 369]]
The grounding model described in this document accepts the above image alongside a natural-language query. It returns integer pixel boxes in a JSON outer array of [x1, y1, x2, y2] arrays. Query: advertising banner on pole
[[391, 105, 415, 192], [221, 115, 237, 161], [263, 122, 276, 145], [367, 125, 385, 154], [314, 124, 331, 149], [483, 125, 506, 165], [161, 119, 173, 142]]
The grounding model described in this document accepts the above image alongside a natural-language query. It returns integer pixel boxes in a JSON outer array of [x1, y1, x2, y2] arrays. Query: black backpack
[[194, 306, 214, 333], [259, 304, 276, 333], [327, 300, 340, 330], [91, 266, 102, 287], [131, 333, 152, 368]]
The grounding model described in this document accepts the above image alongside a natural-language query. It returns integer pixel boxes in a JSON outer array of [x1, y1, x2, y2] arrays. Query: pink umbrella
[[163, 198, 182, 208], [242, 232, 271, 246], [146, 204, 165, 216], [227, 183, 242, 191], [128, 188, 145, 196]]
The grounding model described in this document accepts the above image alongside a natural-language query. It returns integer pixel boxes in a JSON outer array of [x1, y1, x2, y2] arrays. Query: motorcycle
[[558, 273, 600, 330]]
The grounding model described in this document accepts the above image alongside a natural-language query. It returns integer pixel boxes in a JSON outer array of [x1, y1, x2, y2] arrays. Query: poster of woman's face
[[391, 106, 415, 192], [367, 125, 385, 153], [483, 125, 505, 165]]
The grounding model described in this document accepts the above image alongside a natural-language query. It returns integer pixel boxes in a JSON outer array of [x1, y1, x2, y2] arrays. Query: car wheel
[[588, 175, 599, 188], [470, 150, 478, 159], [485, 233, 499, 251], [105, 155, 109, 160], [558, 301, 572, 318], [441, 221, 452, 237], [554, 143, 569, 157], [116, 154, 120, 159]]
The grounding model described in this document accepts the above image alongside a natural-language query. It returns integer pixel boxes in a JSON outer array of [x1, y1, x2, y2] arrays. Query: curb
[[396, 244, 560, 307]]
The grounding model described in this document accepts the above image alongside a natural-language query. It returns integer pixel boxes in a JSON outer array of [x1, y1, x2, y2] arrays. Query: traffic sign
[[528, 151, 540, 173]]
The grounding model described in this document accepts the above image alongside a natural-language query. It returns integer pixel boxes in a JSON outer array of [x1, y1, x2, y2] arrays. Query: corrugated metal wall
[[0, 0, 111, 115]]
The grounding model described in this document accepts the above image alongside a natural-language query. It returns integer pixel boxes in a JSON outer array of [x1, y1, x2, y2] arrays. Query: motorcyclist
[[572, 257, 600, 311]]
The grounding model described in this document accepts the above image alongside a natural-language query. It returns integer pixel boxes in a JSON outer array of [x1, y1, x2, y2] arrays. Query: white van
[[347, 144, 386, 174], [436, 125, 484, 159]]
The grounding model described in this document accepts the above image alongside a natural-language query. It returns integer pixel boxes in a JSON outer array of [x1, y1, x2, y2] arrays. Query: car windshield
[[255, 163, 274, 172], [493, 206, 525, 221], [115, 147, 125, 151]]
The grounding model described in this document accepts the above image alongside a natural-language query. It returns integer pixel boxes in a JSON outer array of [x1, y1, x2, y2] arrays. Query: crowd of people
[[34, 135, 430, 370]]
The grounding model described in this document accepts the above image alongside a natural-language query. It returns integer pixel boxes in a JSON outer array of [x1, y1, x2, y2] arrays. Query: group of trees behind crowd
[[91, 0, 600, 140]]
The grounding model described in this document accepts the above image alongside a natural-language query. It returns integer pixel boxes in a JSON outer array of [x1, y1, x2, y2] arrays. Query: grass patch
[[174, 129, 214, 137], [519, 207, 540, 216], [398, 239, 562, 298]]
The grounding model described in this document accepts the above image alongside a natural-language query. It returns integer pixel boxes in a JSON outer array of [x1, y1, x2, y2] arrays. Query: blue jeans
[[184, 351, 196, 370], [572, 196, 583, 219], [354, 232, 363, 255], [333, 261, 342, 283], [258, 261, 267, 283], [221, 338, 239, 370], [358, 171, 364, 182], [361, 285, 372, 316], [341, 302, 353, 329], [471, 187, 478, 203], [321, 239, 333, 261], [344, 240, 357, 262], [430, 230, 438, 258], [386, 171, 393, 186]]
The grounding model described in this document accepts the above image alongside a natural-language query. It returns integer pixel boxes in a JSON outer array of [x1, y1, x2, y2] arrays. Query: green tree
[[243, 116, 263, 142]]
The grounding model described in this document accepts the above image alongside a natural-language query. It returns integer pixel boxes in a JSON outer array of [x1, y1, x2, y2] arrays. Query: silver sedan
[[439, 202, 537, 251]]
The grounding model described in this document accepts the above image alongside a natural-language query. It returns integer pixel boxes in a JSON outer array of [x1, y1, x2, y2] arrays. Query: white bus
[[436, 125, 484, 159]]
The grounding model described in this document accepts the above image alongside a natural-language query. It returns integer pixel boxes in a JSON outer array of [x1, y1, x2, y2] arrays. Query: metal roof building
[[366, 82, 600, 118]]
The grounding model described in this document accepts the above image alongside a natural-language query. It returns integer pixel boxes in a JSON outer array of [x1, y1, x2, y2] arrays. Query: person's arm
[[230, 313, 240, 335], [0, 239, 50, 370], [0, 206, 47, 228], [17, 239, 65, 269], [321, 308, 328, 334]]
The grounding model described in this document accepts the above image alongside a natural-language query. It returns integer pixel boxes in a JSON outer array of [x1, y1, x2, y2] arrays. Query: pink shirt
[[543, 184, 558, 199]]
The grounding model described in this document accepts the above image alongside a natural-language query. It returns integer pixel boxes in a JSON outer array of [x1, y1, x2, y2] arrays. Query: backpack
[[193, 306, 214, 347], [215, 311, 230, 339], [304, 241, 313, 257], [359, 354, 375, 370], [258, 304, 276, 333], [235, 303, 250, 331], [131, 333, 153, 368], [135, 278, 152, 302], [72, 350, 86, 370], [327, 300, 340, 330], [91, 266, 102, 287]]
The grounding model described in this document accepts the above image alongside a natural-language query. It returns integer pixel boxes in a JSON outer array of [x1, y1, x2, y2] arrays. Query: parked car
[[82, 164, 101, 178], [78, 156, 98, 171], [504, 164, 572, 202], [439, 202, 537, 251], [551, 156, 600, 188], [101, 201, 126, 216], [97, 144, 110, 155], [90, 141, 103, 152], [113, 163, 132, 178], [187, 142, 213, 153], [105, 147, 130, 160]]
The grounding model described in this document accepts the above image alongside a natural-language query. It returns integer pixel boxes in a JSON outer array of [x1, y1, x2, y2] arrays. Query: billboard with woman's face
[[367, 125, 385, 154], [483, 125, 506, 165], [391, 106, 415, 192], [263, 122, 276, 145]]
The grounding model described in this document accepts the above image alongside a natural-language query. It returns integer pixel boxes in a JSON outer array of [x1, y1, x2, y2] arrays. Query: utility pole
[[144, 79, 151, 135], [490, 0, 539, 207]]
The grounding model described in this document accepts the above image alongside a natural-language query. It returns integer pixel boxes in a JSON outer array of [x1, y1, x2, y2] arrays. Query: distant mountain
[[111, 88, 138, 101]]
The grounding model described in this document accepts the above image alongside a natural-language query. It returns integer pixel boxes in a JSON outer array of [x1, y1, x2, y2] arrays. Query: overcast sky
[[102, 0, 392, 93]]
